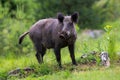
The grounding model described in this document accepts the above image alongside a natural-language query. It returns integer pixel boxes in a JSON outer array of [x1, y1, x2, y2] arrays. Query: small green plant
[[83, 40, 89, 54], [0, 72, 7, 80], [104, 25, 118, 61]]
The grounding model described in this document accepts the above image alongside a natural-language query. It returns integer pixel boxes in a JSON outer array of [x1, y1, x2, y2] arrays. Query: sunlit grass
[[20, 65, 120, 80], [0, 53, 37, 74]]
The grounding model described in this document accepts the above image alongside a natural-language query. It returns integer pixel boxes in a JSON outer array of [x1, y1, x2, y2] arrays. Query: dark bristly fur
[[19, 12, 79, 68]]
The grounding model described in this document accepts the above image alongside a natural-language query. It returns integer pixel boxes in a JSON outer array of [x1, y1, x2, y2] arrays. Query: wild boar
[[19, 12, 79, 68]]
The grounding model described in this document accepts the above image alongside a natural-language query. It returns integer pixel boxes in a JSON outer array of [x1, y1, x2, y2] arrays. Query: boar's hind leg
[[35, 44, 46, 64], [54, 47, 62, 68], [68, 44, 77, 65]]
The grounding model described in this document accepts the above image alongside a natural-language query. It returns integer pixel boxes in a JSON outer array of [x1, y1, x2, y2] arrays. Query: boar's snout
[[59, 33, 65, 40], [59, 31, 70, 40]]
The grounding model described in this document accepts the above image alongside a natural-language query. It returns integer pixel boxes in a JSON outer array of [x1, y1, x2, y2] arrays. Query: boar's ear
[[57, 13, 64, 23], [71, 12, 79, 23]]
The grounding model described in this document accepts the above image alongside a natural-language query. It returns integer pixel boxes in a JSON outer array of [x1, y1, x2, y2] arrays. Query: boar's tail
[[19, 31, 29, 44]]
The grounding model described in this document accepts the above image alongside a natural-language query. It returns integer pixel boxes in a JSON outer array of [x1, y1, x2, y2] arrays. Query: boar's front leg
[[68, 44, 77, 65], [54, 47, 62, 68]]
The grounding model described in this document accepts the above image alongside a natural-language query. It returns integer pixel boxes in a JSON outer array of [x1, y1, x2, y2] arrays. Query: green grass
[[31, 66, 120, 80], [2, 62, 119, 80]]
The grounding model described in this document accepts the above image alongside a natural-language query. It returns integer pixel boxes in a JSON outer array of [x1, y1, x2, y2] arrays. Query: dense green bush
[[0, 0, 36, 56], [1, 0, 120, 29]]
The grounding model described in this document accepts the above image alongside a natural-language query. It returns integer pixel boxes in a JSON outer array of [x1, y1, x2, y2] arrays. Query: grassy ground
[[0, 55, 120, 80], [26, 65, 120, 80]]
